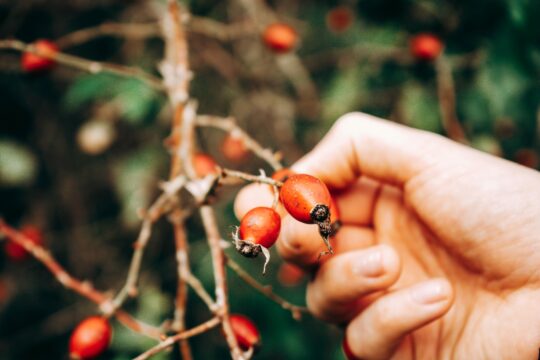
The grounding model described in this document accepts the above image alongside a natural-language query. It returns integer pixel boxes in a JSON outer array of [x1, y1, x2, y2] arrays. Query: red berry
[[277, 263, 305, 287], [5, 225, 43, 261], [0, 277, 10, 305], [279, 174, 331, 224], [262, 23, 298, 53], [410, 33, 443, 61], [193, 153, 218, 178], [21, 39, 58, 73], [229, 314, 261, 351], [239, 207, 281, 249], [326, 6, 355, 33], [515, 149, 539, 169], [69, 316, 112, 359], [222, 134, 249, 162], [342, 335, 358, 360]]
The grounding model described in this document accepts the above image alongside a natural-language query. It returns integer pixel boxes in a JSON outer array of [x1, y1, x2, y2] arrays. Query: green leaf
[[64, 73, 119, 111], [113, 79, 163, 124], [64, 74, 163, 125], [112, 147, 164, 227], [322, 65, 367, 128], [0, 139, 38, 187], [400, 82, 443, 133]]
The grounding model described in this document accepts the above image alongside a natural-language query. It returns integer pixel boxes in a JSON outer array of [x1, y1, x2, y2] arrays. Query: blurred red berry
[[262, 23, 298, 53], [21, 39, 58, 73], [193, 153, 219, 178], [222, 134, 249, 162], [515, 149, 539, 169], [326, 6, 355, 33], [69, 316, 112, 359], [229, 314, 261, 351], [277, 262, 305, 286], [5, 225, 43, 261], [410, 33, 443, 61]]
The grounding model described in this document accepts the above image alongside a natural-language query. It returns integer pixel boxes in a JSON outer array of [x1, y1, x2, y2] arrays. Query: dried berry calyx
[[279, 173, 334, 256], [234, 207, 281, 273]]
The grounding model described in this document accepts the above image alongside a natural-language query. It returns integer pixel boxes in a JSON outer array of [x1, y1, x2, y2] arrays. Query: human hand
[[234, 113, 540, 359]]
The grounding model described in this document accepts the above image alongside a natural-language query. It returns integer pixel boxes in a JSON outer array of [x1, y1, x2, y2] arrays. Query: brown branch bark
[[134, 317, 221, 360], [435, 57, 468, 144], [0, 39, 165, 91], [56, 22, 161, 48], [111, 175, 187, 311], [226, 256, 308, 320], [0, 220, 164, 340], [196, 115, 282, 171]]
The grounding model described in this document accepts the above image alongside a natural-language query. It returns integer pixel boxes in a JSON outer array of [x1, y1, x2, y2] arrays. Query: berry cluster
[[233, 170, 341, 272]]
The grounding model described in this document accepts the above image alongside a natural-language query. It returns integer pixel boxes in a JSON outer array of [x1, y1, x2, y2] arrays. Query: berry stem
[[220, 168, 283, 187]]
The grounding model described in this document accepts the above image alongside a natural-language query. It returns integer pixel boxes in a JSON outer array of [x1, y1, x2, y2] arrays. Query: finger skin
[[306, 244, 401, 323], [345, 278, 454, 360], [234, 183, 275, 220], [277, 221, 375, 268]]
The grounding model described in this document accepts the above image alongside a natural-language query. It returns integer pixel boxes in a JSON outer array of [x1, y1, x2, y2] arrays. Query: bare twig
[[188, 16, 256, 41], [171, 218, 192, 360], [199, 206, 245, 360], [56, 22, 161, 48], [0, 39, 165, 91], [435, 57, 468, 144], [303, 44, 410, 71], [0, 220, 164, 340], [226, 256, 308, 320], [134, 317, 221, 360], [111, 175, 188, 311], [220, 168, 283, 187], [196, 115, 282, 170]]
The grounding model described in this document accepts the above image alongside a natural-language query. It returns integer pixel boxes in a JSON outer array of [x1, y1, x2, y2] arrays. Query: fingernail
[[354, 250, 384, 277], [411, 280, 449, 304]]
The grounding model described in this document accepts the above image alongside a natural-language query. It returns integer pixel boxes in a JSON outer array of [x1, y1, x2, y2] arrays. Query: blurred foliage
[[0, 0, 538, 359]]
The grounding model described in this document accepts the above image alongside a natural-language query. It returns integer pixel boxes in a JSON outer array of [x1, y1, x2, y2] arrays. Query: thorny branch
[[226, 256, 307, 320], [111, 175, 187, 311], [55, 17, 255, 49], [0, 220, 164, 341], [2, 2, 314, 359], [0, 39, 165, 91], [159, 1, 243, 359], [56, 22, 161, 48], [134, 317, 221, 360], [196, 115, 282, 171]]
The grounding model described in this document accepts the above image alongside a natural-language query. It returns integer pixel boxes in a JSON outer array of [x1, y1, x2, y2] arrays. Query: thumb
[[291, 112, 452, 189]]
